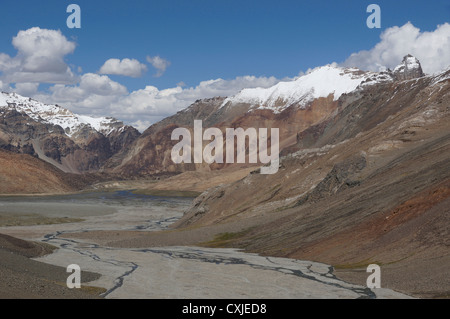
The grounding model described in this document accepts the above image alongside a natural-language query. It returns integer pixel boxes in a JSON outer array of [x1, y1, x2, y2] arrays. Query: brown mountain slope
[[105, 94, 340, 177], [0, 149, 93, 194], [169, 69, 450, 297], [0, 105, 140, 174], [105, 63, 408, 177]]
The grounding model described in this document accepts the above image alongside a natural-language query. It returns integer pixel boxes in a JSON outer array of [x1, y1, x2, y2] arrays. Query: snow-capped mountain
[[110, 55, 433, 177], [221, 55, 424, 113], [0, 55, 430, 176], [392, 54, 425, 81], [0, 92, 140, 173], [221, 64, 393, 113], [0, 92, 123, 137]]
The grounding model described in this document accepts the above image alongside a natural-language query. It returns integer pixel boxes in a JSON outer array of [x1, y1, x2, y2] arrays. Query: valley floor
[[0, 189, 412, 299]]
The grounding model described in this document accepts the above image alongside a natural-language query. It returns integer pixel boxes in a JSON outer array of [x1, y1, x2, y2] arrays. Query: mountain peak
[[393, 54, 425, 80], [221, 64, 391, 113], [0, 91, 125, 137]]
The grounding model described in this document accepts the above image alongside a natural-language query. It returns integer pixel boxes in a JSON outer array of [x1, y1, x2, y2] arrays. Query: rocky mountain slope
[[392, 54, 425, 81], [0, 92, 140, 173], [1, 53, 448, 296], [0, 148, 96, 194], [169, 61, 450, 297], [105, 64, 396, 177]]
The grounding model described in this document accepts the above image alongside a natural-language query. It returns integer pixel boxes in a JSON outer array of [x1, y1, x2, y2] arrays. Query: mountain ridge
[[0, 54, 449, 297], [0, 92, 141, 174], [0, 54, 440, 179], [221, 64, 393, 113], [105, 54, 433, 177], [0, 91, 131, 138], [166, 62, 449, 297]]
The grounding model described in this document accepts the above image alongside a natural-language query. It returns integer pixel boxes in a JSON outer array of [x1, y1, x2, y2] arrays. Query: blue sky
[[0, 0, 449, 130]]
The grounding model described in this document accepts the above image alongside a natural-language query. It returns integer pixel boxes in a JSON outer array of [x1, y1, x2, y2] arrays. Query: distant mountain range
[[0, 92, 140, 174], [0, 54, 444, 181], [1, 55, 449, 297], [103, 54, 430, 177]]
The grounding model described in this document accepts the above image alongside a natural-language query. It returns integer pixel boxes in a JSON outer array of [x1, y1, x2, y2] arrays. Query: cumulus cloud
[[99, 58, 147, 78], [175, 76, 282, 102], [342, 22, 450, 74], [0, 80, 12, 92], [111, 75, 282, 129], [8, 23, 449, 134], [0, 27, 78, 85], [34, 74, 282, 131], [34, 73, 128, 115], [14, 82, 40, 96], [110, 86, 185, 128], [146, 55, 171, 77], [0, 53, 19, 73], [0, 27, 286, 131]]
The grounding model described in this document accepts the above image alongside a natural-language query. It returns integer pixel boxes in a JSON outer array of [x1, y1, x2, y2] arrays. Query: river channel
[[0, 190, 410, 299]]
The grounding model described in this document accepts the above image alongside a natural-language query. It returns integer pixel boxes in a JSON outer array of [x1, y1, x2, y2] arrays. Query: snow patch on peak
[[405, 55, 420, 69], [394, 55, 421, 73], [0, 91, 123, 137], [392, 55, 424, 81], [430, 66, 450, 86], [221, 64, 386, 113]]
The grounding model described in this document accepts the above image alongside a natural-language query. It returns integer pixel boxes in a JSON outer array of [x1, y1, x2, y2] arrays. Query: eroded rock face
[[0, 98, 141, 173], [169, 66, 450, 297], [108, 125, 141, 154], [110, 57, 431, 178], [41, 136, 77, 163], [108, 94, 343, 177], [392, 54, 425, 81], [295, 154, 367, 205], [0, 148, 96, 194], [0, 56, 431, 176]]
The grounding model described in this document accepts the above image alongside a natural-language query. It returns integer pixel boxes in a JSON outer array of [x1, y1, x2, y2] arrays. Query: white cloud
[[110, 86, 185, 123], [0, 53, 19, 73], [146, 55, 171, 77], [99, 58, 147, 78], [14, 82, 39, 96], [0, 28, 283, 131], [342, 22, 450, 74], [0, 80, 12, 92], [176, 76, 281, 101], [109, 75, 282, 130], [33, 74, 282, 131], [0, 27, 78, 85], [131, 119, 155, 133], [12, 28, 75, 59], [34, 73, 128, 115]]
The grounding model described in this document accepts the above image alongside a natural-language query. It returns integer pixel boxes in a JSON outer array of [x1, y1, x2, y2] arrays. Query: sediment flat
[[0, 192, 412, 299]]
